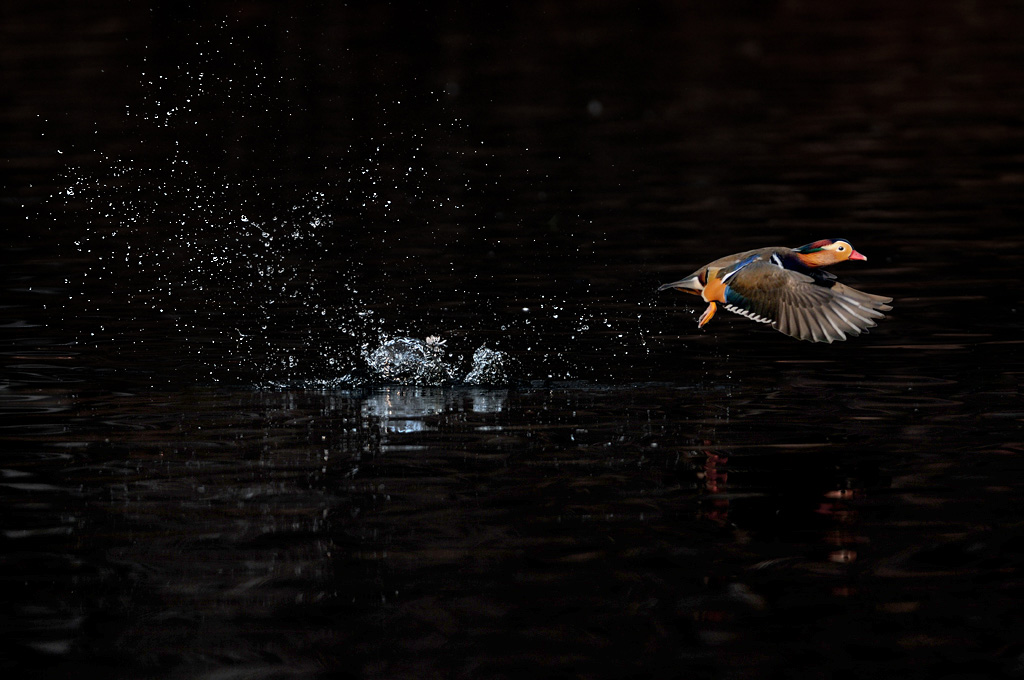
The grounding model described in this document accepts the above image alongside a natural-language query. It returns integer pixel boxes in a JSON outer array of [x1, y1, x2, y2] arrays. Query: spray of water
[[52, 23, 656, 387]]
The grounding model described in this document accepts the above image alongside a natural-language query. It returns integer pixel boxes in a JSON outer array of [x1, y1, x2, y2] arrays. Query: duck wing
[[721, 261, 893, 343]]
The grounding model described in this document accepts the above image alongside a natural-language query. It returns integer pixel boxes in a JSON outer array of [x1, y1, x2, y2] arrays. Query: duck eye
[[837, 245, 846, 251]]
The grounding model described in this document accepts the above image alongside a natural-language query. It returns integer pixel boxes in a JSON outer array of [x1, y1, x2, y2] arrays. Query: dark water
[[4, 1, 1024, 678]]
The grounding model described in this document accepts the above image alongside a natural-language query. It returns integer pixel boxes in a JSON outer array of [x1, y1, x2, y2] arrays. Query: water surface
[[3, 1, 1024, 678]]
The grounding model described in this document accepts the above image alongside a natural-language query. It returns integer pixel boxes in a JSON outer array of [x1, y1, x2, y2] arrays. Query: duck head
[[792, 239, 866, 267]]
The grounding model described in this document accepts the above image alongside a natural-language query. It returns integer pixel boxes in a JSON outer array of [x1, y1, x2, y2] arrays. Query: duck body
[[658, 239, 892, 343]]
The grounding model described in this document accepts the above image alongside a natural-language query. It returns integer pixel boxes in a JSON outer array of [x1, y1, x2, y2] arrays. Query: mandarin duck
[[658, 239, 892, 343]]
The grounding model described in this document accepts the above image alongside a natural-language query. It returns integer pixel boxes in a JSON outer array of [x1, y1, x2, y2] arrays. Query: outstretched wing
[[722, 262, 893, 343]]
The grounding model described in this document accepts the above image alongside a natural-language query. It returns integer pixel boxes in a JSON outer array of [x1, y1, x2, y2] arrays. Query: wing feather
[[720, 261, 892, 342]]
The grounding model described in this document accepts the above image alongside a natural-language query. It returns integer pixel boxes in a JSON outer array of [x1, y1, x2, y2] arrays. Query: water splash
[[364, 336, 457, 385], [465, 346, 515, 385], [50, 22, 655, 387], [363, 336, 515, 386]]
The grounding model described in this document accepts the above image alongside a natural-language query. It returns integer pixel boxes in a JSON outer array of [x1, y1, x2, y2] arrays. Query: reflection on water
[[362, 386, 507, 434], [3, 370, 1023, 677]]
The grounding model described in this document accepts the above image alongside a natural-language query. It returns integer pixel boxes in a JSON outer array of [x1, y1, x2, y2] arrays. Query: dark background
[[5, 0, 1024, 383], [3, 1, 1024, 678]]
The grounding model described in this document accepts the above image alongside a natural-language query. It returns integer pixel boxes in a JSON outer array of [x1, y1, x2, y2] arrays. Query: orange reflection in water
[[697, 448, 729, 524]]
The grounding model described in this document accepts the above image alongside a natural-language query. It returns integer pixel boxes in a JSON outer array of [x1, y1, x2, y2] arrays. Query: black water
[[4, 1, 1024, 678]]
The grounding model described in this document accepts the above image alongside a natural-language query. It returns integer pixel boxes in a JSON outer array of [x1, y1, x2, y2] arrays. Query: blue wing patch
[[720, 255, 758, 283]]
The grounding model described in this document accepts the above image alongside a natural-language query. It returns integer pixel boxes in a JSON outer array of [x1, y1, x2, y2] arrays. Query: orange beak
[[849, 250, 866, 261]]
